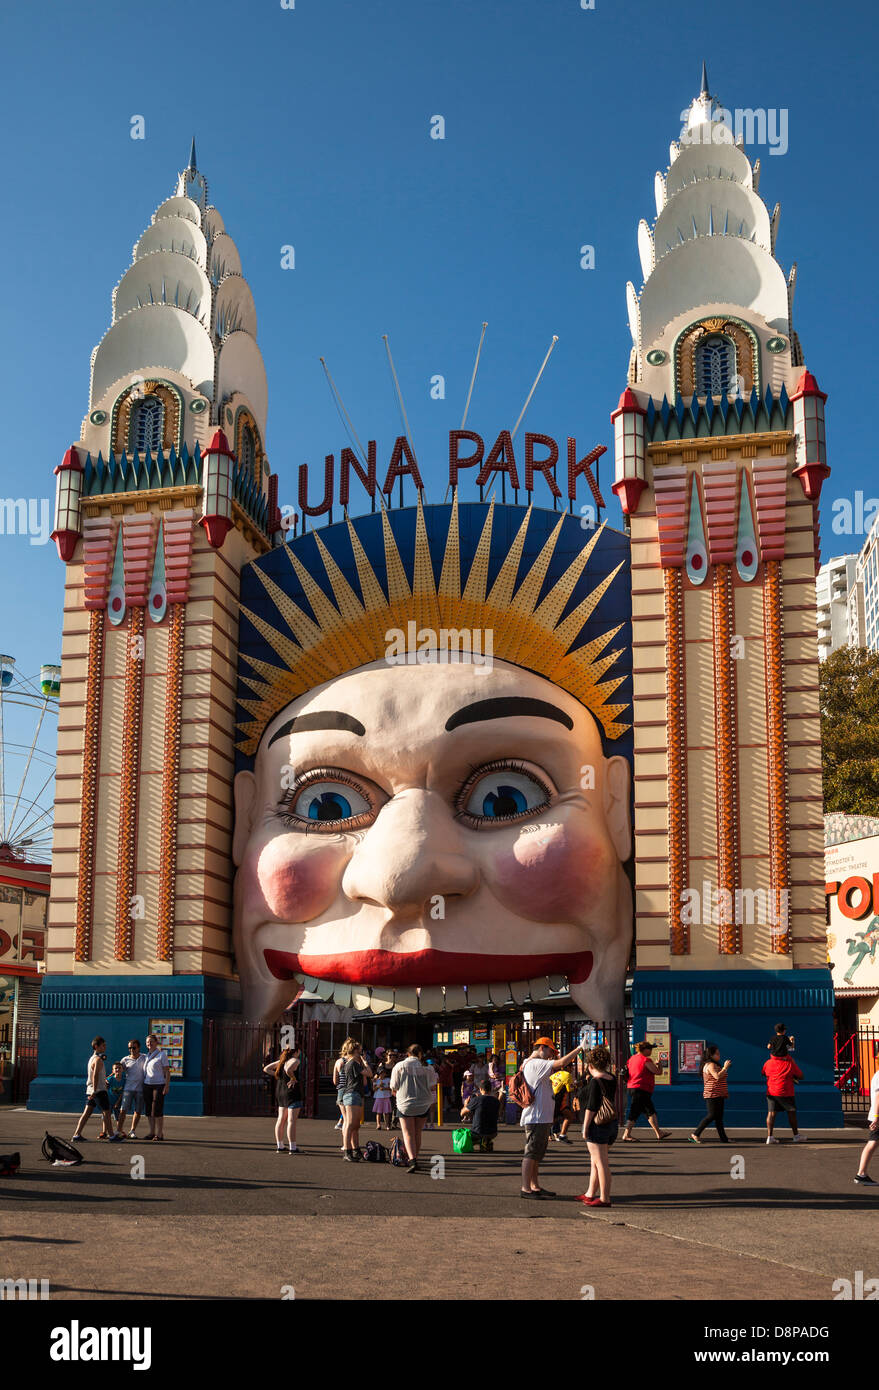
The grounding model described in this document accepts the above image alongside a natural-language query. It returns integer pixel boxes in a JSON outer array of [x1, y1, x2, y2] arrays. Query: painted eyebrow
[[444, 697, 574, 732], [267, 711, 366, 748]]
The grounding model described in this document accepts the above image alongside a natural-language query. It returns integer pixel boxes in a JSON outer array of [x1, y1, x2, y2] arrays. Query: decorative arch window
[[694, 335, 736, 397], [113, 381, 181, 455], [675, 317, 759, 400], [130, 395, 164, 454], [239, 424, 256, 480]]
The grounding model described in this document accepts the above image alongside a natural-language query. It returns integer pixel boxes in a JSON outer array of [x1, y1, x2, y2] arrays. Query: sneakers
[[550, 1132, 561, 1142], [288, 1144, 299, 1153], [107, 1133, 125, 1143], [343, 1151, 355, 1162], [407, 1160, 418, 1173], [334, 1119, 343, 1130], [854, 1173, 877, 1185], [557, 1134, 572, 1144], [792, 1133, 807, 1143], [766, 1136, 780, 1144]]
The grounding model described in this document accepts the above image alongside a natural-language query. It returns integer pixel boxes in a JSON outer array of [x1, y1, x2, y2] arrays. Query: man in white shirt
[[116, 1039, 147, 1138], [519, 1036, 582, 1199], [854, 1067, 879, 1185]]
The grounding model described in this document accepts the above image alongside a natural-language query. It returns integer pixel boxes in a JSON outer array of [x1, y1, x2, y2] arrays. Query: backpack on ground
[[0, 1152, 20, 1176], [363, 1140, 388, 1163], [389, 1136, 409, 1167], [41, 1132, 83, 1167], [507, 1069, 534, 1110]]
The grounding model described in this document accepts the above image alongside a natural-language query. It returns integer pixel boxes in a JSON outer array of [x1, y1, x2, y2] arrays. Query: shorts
[[119, 1089, 143, 1113], [142, 1083, 165, 1117], [523, 1123, 551, 1160], [340, 1092, 363, 1108], [585, 1119, 619, 1147], [85, 1090, 111, 1112], [626, 1089, 656, 1122], [398, 1108, 430, 1120], [768, 1094, 796, 1114]]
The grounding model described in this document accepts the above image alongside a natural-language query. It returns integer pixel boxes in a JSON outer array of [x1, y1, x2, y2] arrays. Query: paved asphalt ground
[[1, 1108, 877, 1301]]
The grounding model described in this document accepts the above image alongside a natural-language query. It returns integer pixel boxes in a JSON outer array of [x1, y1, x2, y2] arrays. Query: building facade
[[31, 74, 842, 1126], [816, 555, 858, 661]]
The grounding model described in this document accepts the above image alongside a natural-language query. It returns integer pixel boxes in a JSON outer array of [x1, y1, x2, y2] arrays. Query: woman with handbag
[[575, 1045, 618, 1208]]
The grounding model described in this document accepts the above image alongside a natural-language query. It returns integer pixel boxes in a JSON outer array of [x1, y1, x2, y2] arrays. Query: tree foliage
[[820, 646, 879, 814]]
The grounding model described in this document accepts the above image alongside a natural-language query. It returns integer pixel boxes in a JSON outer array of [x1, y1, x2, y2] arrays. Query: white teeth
[[465, 983, 491, 1007], [488, 983, 512, 1005], [394, 988, 418, 1014], [443, 986, 468, 1010], [418, 986, 446, 1013], [508, 980, 529, 1004], [527, 977, 550, 1002], [351, 988, 372, 1011], [547, 974, 568, 993], [333, 983, 352, 1007], [368, 990, 396, 1014], [313, 978, 336, 1001], [297, 975, 320, 992]]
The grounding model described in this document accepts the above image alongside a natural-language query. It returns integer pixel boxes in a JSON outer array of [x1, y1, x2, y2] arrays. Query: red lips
[[264, 947, 593, 987]]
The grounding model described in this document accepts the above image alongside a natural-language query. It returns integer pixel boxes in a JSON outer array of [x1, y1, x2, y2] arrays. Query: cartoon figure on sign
[[844, 918, 879, 983], [232, 499, 633, 1024]]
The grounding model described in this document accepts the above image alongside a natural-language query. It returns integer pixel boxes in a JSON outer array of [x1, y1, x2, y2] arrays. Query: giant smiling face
[[232, 656, 632, 1023]]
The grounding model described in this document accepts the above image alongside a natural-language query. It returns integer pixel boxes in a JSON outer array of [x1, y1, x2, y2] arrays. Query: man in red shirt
[[763, 1054, 805, 1143]]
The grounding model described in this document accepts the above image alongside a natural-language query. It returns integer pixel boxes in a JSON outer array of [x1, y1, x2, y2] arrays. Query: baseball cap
[[535, 1036, 558, 1054]]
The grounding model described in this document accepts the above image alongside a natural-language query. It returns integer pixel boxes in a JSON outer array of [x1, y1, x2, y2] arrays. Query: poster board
[[149, 1018, 185, 1077], [826, 833, 879, 995], [678, 1040, 705, 1075], [642, 1031, 671, 1085]]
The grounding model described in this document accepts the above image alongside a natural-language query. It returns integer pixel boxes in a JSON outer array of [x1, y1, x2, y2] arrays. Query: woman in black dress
[[576, 1044, 618, 1208], [262, 1046, 302, 1153]]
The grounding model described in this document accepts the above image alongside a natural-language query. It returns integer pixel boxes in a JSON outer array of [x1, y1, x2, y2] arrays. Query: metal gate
[[203, 1015, 320, 1117], [510, 1018, 631, 1119], [0, 1020, 39, 1103], [835, 1027, 879, 1116]]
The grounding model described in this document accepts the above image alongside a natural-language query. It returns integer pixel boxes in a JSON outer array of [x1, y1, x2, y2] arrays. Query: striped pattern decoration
[[121, 514, 158, 606], [653, 465, 689, 567], [712, 566, 741, 954], [114, 607, 145, 961], [157, 603, 185, 962], [664, 567, 689, 954], [82, 516, 117, 610], [701, 461, 739, 566], [163, 509, 196, 604], [752, 459, 788, 560], [764, 559, 791, 954], [74, 609, 105, 961]]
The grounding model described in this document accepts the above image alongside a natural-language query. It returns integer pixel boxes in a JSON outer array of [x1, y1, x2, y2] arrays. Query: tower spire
[[188, 135, 197, 172], [700, 60, 709, 97]]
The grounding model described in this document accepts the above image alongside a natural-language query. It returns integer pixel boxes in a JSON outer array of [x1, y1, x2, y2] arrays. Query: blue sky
[[0, 0, 874, 747]]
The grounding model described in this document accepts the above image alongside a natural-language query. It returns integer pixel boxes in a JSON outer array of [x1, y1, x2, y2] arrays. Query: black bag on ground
[[363, 1140, 389, 1163], [0, 1152, 20, 1176], [41, 1132, 84, 1166]]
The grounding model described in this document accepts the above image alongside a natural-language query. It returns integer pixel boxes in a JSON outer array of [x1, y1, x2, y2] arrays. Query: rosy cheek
[[491, 826, 615, 919], [252, 835, 346, 921]]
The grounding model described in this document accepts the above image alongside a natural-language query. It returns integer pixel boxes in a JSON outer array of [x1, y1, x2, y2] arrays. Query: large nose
[[342, 788, 479, 916]]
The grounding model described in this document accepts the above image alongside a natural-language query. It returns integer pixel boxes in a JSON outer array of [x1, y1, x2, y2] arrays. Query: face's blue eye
[[293, 781, 370, 823], [464, 769, 549, 822]]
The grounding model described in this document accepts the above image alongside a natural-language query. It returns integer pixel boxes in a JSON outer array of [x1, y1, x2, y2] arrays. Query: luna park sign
[[286, 430, 607, 526]]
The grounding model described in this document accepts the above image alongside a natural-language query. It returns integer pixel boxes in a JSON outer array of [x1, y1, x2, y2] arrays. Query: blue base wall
[[28, 975, 242, 1115], [631, 969, 844, 1129]]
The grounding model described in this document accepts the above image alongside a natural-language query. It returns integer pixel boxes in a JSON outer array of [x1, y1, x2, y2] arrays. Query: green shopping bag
[[452, 1128, 474, 1154]]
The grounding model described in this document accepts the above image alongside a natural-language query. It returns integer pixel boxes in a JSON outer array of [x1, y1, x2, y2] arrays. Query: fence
[[203, 1016, 320, 1117], [834, 1026, 879, 1115], [0, 1020, 39, 1104]]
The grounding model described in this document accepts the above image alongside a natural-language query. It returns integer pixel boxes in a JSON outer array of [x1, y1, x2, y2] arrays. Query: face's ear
[[233, 770, 258, 866], [602, 754, 632, 863]]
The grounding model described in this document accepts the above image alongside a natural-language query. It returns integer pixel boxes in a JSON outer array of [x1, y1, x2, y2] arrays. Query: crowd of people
[[69, 1020, 879, 1192]]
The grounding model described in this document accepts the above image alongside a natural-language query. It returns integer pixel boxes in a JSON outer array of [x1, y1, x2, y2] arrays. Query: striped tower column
[[74, 516, 116, 962], [156, 510, 195, 964], [702, 458, 741, 955], [653, 465, 689, 954], [752, 458, 791, 955]]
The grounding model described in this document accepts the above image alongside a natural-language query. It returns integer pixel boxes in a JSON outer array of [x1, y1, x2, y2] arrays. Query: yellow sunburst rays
[[236, 494, 630, 753]]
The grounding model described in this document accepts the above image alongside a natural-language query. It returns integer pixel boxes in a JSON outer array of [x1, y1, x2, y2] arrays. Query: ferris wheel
[[0, 655, 60, 866]]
